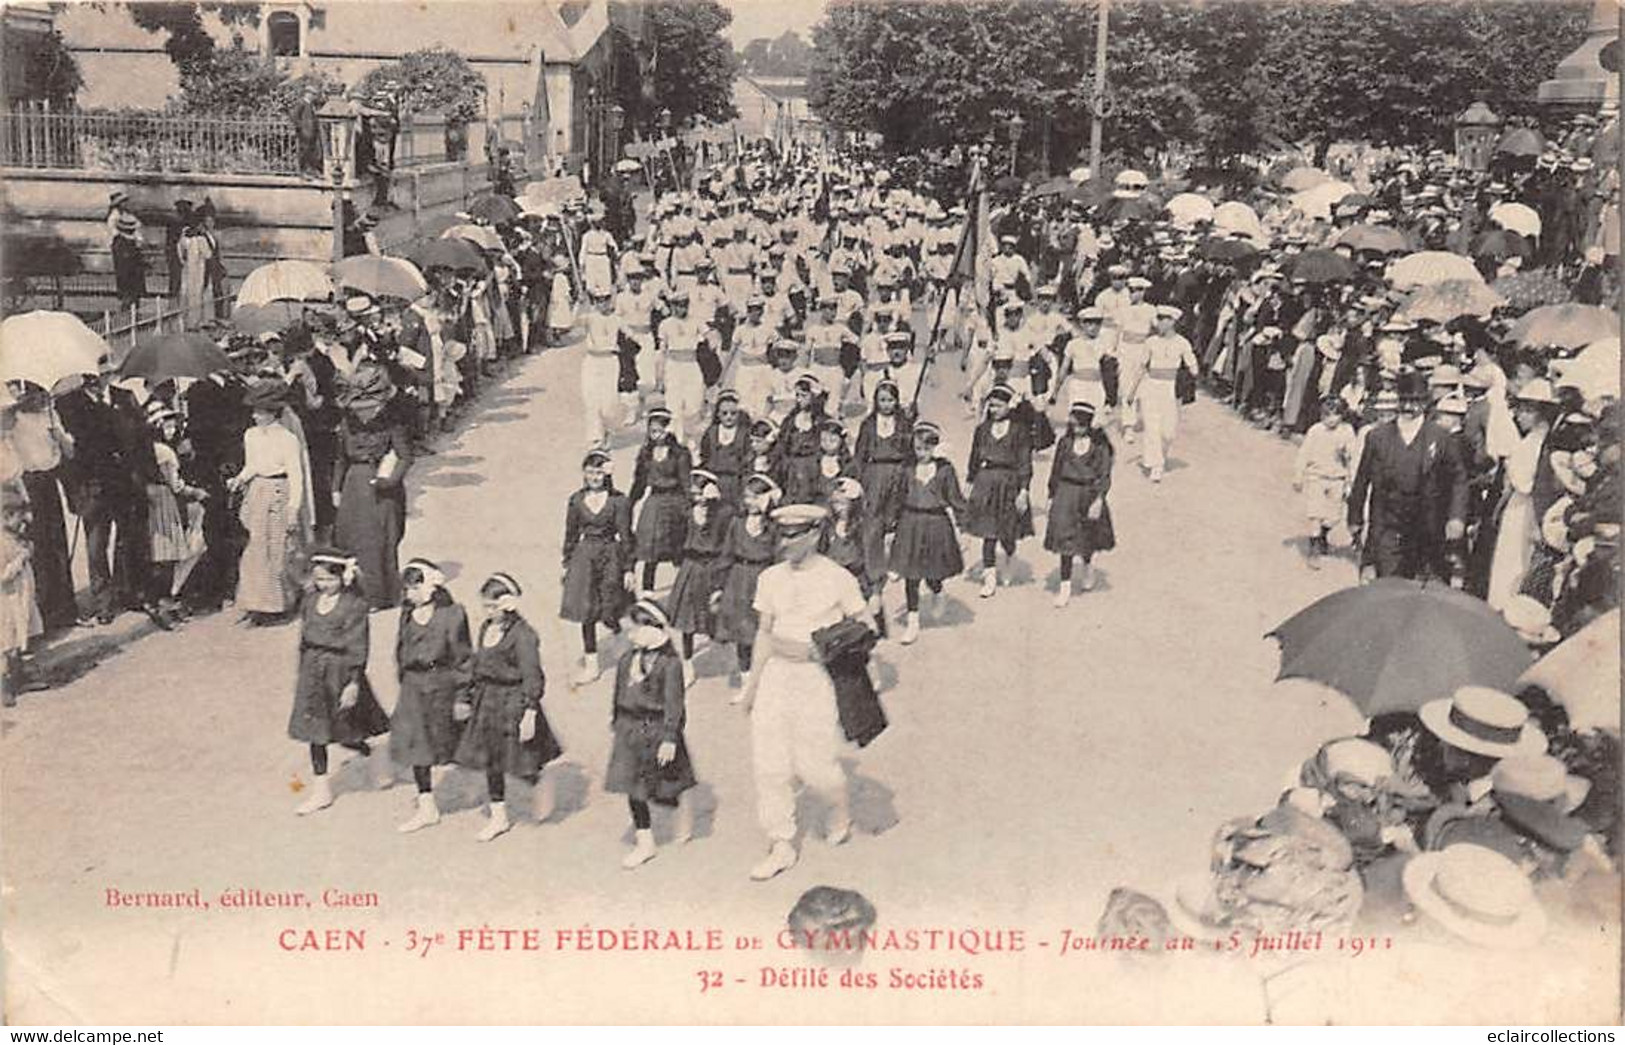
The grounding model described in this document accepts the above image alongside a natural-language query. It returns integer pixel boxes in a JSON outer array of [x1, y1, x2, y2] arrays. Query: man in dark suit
[[55, 373, 137, 624], [1347, 370, 1471, 583]]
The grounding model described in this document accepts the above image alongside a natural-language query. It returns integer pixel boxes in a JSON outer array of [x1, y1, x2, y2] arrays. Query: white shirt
[[240, 422, 306, 518], [753, 554, 866, 643]]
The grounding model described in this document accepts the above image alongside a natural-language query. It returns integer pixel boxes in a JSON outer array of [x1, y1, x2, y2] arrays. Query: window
[[267, 12, 301, 58]]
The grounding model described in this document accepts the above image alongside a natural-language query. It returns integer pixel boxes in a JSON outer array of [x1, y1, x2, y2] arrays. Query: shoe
[[572, 652, 602, 687], [475, 801, 512, 842], [979, 572, 997, 599], [825, 809, 852, 846], [1150, 468, 1164, 484], [397, 792, 441, 833], [682, 659, 696, 688], [622, 828, 658, 869], [900, 612, 920, 645], [295, 775, 334, 816], [1079, 564, 1097, 591], [749, 840, 798, 881], [1053, 584, 1072, 609]]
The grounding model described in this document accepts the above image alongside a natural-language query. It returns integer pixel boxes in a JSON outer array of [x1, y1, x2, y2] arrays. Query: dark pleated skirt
[[389, 668, 463, 766], [560, 537, 629, 624], [964, 468, 1034, 547], [604, 716, 696, 806], [1043, 484, 1116, 557], [635, 491, 688, 564], [288, 647, 391, 745], [889, 511, 964, 581], [668, 555, 722, 634], [453, 680, 561, 776], [715, 560, 770, 644]]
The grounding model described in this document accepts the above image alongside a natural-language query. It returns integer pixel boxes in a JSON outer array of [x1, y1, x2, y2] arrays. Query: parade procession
[[0, 0, 1621, 1028]]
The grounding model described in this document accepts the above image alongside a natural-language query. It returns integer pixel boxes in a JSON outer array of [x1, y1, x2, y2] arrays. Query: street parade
[[0, 0, 1620, 1027]]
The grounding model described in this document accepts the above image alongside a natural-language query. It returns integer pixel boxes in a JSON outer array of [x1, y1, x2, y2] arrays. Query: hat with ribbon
[[771, 502, 829, 537], [243, 379, 288, 413], [1419, 685, 1547, 759], [1491, 755, 1592, 852]]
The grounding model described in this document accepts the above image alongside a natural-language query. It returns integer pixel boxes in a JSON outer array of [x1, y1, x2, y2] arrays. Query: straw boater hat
[[1401, 843, 1547, 949], [1419, 685, 1547, 759], [1492, 754, 1592, 852], [116, 213, 141, 234]]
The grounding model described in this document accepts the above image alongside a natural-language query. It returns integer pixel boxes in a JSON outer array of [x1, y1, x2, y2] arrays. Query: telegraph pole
[[1089, 0, 1109, 179]]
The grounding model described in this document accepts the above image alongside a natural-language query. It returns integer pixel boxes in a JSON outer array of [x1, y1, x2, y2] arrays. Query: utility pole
[[1089, 0, 1110, 180]]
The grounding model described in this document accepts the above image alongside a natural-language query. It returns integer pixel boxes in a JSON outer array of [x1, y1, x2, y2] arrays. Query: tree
[[355, 48, 486, 123], [808, 0, 1593, 164], [739, 30, 813, 77], [4, 27, 83, 106], [627, 0, 739, 134], [173, 43, 339, 117]]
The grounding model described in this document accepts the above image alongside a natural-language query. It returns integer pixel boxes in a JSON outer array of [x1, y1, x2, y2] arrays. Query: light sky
[[720, 0, 826, 46]]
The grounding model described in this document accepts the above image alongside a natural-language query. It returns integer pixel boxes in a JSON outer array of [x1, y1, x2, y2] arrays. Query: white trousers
[[666, 364, 707, 444], [733, 362, 776, 420], [750, 659, 848, 843], [1138, 377, 1179, 472], [582, 354, 621, 447]]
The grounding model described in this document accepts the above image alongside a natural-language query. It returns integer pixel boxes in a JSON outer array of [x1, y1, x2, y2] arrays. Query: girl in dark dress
[[715, 474, 780, 691], [813, 418, 852, 505], [392, 558, 473, 834], [666, 469, 733, 687], [1045, 401, 1116, 608], [698, 391, 752, 506], [605, 596, 698, 869], [629, 407, 691, 593], [852, 379, 913, 634], [453, 572, 562, 842], [890, 421, 968, 645], [964, 384, 1034, 599], [744, 418, 784, 494], [289, 549, 390, 815], [332, 364, 413, 610], [779, 375, 829, 504], [823, 477, 879, 628], [561, 449, 633, 687]]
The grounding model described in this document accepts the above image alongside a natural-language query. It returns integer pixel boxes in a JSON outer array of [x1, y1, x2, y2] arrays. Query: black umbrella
[[1471, 228, 1533, 262], [468, 194, 520, 224], [1287, 248, 1357, 284], [1199, 236, 1259, 263], [411, 238, 487, 273], [121, 332, 232, 382], [1495, 128, 1545, 158]]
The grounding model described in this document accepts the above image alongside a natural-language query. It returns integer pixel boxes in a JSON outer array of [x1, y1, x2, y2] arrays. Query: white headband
[[403, 558, 446, 590]]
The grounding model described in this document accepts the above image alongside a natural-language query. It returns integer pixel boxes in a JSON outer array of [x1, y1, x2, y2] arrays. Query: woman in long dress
[[10, 387, 77, 633], [332, 363, 413, 611], [179, 222, 214, 329], [1488, 381, 1558, 611], [227, 381, 306, 624], [288, 549, 390, 815]]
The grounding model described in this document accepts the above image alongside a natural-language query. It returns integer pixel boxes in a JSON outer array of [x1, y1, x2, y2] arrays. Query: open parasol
[[1509, 304, 1619, 350], [467, 194, 520, 225], [236, 260, 333, 308], [1280, 167, 1332, 192], [1472, 228, 1534, 262], [1494, 128, 1545, 158], [1199, 236, 1259, 263], [1165, 192, 1216, 226], [1212, 201, 1264, 241], [411, 237, 487, 273], [442, 224, 505, 251], [1398, 279, 1506, 323], [332, 255, 428, 302], [1287, 248, 1357, 284], [1488, 202, 1542, 239], [0, 311, 111, 390], [1290, 181, 1356, 220], [1388, 251, 1482, 290], [1270, 579, 1535, 717], [1517, 610, 1619, 734], [1333, 224, 1411, 254], [1551, 338, 1621, 400], [120, 331, 232, 382]]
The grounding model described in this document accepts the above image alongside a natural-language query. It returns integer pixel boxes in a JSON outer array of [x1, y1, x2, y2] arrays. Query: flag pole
[[911, 155, 984, 408]]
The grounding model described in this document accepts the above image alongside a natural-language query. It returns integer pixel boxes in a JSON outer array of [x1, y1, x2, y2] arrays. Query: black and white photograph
[[0, 0, 1620, 1026]]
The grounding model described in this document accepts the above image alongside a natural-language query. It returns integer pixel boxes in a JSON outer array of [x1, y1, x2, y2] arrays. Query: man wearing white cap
[[656, 290, 708, 445], [1137, 306, 1199, 483], [726, 296, 777, 419], [740, 503, 873, 881], [1111, 276, 1157, 440], [989, 235, 1032, 308], [581, 291, 625, 449]]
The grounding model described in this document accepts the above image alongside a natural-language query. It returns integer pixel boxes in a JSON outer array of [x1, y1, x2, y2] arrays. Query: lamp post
[[316, 95, 359, 264], [607, 102, 624, 168], [586, 85, 598, 185], [1007, 113, 1025, 176]]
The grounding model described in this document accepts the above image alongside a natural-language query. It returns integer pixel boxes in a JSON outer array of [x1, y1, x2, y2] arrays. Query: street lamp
[[607, 103, 624, 164], [317, 95, 360, 184], [316, 94, 360, 265], [1007, 113, 1025, 176]]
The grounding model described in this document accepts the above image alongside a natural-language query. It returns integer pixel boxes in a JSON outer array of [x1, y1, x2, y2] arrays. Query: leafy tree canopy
[[355, 47, 487, 123], [739, 30, 813, 78], [623, 0, 740, 134]]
